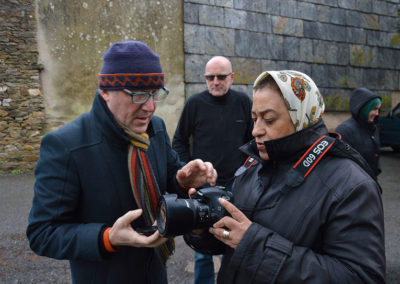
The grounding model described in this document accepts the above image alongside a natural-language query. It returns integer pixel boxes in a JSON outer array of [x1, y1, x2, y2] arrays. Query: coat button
[[345, 144, 351, 150]]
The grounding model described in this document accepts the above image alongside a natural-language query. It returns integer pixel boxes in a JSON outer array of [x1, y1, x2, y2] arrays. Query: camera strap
[[234, 156, 258, 176], [236, 134, 337, 213], [236, 135, 336, 189], [284, 134, 335, 189]]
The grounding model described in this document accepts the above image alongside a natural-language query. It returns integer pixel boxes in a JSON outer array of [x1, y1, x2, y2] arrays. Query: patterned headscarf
[[253, 70, 325, 131]]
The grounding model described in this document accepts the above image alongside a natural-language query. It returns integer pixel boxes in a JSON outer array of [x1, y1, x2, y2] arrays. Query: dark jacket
[[27, 92, 185, 284], [336, 88, 381, 177], [185, 120, 385, 283], [172, 89, 253, 184]]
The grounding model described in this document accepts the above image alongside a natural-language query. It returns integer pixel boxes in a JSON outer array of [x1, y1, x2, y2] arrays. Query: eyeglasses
[[204, 73, 232, 81], [123, 88, 169, 104]]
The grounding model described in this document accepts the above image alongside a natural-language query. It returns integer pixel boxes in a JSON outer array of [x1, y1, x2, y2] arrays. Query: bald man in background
[[173, 56, 253, 283]]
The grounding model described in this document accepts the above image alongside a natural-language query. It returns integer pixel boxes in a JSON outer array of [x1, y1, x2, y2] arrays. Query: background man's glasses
[[204, 73, 232, 81], [123, 88, 169, 104]]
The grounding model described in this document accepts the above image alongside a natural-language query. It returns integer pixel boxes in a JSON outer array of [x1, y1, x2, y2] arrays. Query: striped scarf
[[121, 124, 174, 265]]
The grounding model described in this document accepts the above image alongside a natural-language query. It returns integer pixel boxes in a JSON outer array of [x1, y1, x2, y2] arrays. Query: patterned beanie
[[253, 70, 325, 131], [98, 41, 164, 90]]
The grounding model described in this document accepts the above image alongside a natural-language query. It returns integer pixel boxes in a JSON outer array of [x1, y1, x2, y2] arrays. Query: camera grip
[[183, 231, 225, 255], [136, 225, 158, 236]]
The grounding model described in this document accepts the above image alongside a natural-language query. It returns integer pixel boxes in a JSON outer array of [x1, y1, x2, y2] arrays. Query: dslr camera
[[156, 186, 233, 237]]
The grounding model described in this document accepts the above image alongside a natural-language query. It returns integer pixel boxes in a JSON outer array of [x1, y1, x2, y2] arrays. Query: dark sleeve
[[335, 122, 354, 147], [172, 101, 193, 163], [26, 133, 105, 261], [228, 180, 385, 283], [374, 127, 382, 175], [244, 95, 254, 143]]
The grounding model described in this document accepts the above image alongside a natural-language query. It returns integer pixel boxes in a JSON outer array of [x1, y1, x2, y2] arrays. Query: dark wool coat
[[185, 120, 385, 284], [27, 92, 185, 284], [336, 88, 381, 177]]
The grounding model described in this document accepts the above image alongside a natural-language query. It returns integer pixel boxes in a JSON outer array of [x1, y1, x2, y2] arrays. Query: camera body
[[157, 186, 233, 237]]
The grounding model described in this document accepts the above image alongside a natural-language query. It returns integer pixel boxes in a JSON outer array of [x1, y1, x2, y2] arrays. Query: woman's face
[[252, 87, 296, 160]]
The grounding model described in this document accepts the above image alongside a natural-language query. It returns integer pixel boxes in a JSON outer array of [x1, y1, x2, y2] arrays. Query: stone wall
[[184, 0, 400, 117], [0, 0, 185, 175], [1, 0, 400, 174], [0, 0, 44, 173], [36, 0, 184, 137]]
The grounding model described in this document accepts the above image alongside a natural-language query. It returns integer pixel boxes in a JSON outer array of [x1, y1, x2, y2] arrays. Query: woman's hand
[[209, 198, 252, 249]]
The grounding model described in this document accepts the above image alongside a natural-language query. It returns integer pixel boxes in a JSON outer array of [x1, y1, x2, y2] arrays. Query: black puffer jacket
[[185, 120, 385, 283], [336, 88, 381, 177]]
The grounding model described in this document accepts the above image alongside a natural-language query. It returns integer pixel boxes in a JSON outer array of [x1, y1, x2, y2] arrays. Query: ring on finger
[[223, 230, 230, 240]]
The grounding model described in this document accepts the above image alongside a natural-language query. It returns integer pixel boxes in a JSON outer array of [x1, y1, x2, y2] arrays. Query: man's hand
[[209, 198, 252, 249], [176, 159, 217, 189], [108, 209, 167, 248]]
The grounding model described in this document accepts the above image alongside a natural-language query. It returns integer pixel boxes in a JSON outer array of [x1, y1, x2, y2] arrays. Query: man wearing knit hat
[[27, 41, 217, 283], [336, 88, 382, 178]]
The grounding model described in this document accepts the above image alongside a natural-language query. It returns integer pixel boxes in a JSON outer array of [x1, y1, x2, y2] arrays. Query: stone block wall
[[1, 0, 399, 174], [36, 0, 184, 138], [0, 0, 184, 175], [184, 0, 400, 113], [0, 0, 44, 173]]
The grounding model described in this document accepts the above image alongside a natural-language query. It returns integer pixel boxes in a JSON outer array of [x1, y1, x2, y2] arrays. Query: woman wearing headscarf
[[336, 88, 382, 178], [184, 71, 385, 283]]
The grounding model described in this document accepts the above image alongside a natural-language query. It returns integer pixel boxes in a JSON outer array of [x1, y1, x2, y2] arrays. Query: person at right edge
[[336, 88, 382, 179], [184, 70, 385, 283]]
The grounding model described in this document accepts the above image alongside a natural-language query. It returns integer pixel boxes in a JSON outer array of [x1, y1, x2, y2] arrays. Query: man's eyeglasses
[[204, 73, 232, 81], [123, 88, 169, 104]]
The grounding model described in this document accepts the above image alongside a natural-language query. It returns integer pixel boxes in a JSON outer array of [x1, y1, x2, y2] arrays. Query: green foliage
[[339, 77, 348, 87], [350, 48, 365, 65], [379, 93, 392, 112], [324, 93, 350, 111], [390, 34, 400, 47], [11, 169, 24, 175]]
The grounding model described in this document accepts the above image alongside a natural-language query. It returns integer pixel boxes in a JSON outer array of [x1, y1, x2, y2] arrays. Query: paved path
[[0, 149, 399, 283]]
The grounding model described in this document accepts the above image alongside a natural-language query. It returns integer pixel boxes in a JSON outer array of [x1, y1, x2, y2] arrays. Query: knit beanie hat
[[98, 41, 164, 90], [359, 97, 382, 121]]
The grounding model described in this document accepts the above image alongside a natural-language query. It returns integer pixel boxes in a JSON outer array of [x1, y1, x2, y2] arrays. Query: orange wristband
[[103, 227, 118, 253]]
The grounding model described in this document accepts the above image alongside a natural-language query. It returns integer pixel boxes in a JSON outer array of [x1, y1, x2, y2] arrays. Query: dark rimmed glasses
[[204, 72, 232, 81], [123, 88, 169, 104]]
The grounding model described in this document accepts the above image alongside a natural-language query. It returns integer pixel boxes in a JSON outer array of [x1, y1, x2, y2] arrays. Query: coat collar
[[240, 119, 329, 163]]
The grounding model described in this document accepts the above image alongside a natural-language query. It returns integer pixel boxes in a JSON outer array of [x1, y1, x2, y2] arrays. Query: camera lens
[[157, 194, 199, 237], [156, 187, 233, 237], [158, 201, 167, 233]]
